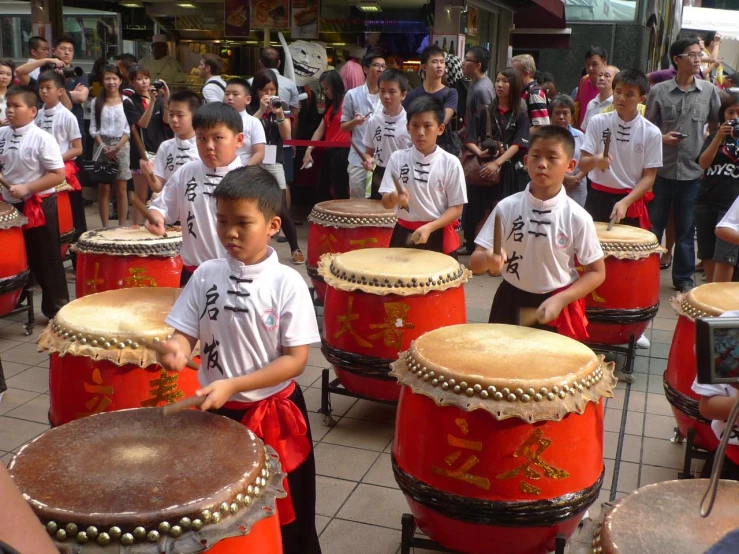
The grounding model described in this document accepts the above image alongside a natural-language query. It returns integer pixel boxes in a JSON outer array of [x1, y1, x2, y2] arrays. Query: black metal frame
[[584, 333, 638, 384], [1, 284, 35, 336], [674, 427, 711, 480], [320, 368, 396, 425]]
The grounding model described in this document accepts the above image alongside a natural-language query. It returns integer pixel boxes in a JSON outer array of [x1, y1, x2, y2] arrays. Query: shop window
[[565, 0, 638, 22]]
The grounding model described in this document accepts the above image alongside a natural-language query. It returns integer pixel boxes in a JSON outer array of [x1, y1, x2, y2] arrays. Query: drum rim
[[309, 199, 397, 229], [594, 222, 666, 259], [75, 226, 183, 257], [0, 201, 27, 229], [673, 282, 739, 319]]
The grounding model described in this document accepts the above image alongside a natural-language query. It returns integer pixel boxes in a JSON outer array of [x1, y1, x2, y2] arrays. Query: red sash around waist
[[397, 218, 460, 255], [64, 160, 81, 191], [546, 286, 590, 341], [22, 194, 46, 229], [591, 182, 654, 230], [222, 380, 310, 526]]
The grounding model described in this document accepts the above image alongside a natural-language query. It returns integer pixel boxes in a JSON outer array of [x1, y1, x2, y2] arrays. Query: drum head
[[38, 288, 181, 366], [598, 479, 739, 554], [318, 248, 470, 296], [309, 199, 396, 228], [594, 222, 664, 259], [682, 282, 739, 318], [391, 324, 615, 421], [76, 226, 182, 257], [0, 201, 26, 229]]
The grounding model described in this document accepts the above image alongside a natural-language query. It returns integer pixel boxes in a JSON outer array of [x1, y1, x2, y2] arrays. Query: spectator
[[224, 78, 266, 167], [26, 36, 49, 81], [646, 37, 721, 292], [302, 70, 351, 201], [700, 32, 722, 81], [140, 34, 185, 85], [462, 46, 495, 129], [574, 47, 608, 129], [550, 94, 587, 206], [340, 49, 385, 198], [339, 48, 366, 91], [539, 71, 558, 105], [50, 36, 89, 146], [88, 57, 107, 98], [199, 54, 226, 103], [115, 53, 137, 97], [89, 65, 132, 228], [511, 53, 550, 129], [0, 60, 14, 126], [582, 65, 619, 131]]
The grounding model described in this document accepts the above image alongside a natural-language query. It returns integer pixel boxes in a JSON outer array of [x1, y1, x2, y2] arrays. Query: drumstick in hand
[[493, 214, 502, 256], [161, 395, 205, 416], [0, 175, 11, 190], [350, 141, 367, 164], [141, 338, 200, 371], [131, 195, 168, 238]]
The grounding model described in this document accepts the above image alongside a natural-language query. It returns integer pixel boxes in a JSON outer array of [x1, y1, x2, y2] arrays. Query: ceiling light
[[357, 2, 382, 12], [120, 1, 143, 7], [176, 2, 198, 7]]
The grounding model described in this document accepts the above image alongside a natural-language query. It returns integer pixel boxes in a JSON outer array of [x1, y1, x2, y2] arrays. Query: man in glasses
[[646, 37, 721, 293]]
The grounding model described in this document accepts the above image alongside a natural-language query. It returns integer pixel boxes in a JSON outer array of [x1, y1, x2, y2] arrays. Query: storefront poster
[[291, 0, 319, 39], [224, 0, 250, 38], [252, 0, 291, 29], [467, 7, 478, 37]]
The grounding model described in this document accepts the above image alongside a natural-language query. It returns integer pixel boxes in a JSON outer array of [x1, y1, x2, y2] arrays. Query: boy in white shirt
[[471, 126, 605, 339], [363, 68, 412, 200], [146, 102, 244, 286], [157, 166, 321, 554], [379, 97, 467, 255], [140, 90, 201, 192], [580, 69, 662, 229], [224, 77, 266, 167], [0, 86, 68, 318], [717, 196, 739, 247], [581, 65, 618, 131]]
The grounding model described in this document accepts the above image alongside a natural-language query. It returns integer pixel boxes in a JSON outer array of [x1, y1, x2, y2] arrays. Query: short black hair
[[549, 94, 576, 114], [361, 48, 385, 68], [214, 166, 282, 220], [670, 37, 701, 69], [53, 35, 74, 49], [168, 90, 202, 114], [226, 76, 251, 95], [260, 47, 281, 69], [193, 102, 243, 134], [37, 70, 65, 89], [406, 96, 444, 125], [202, 54, 223, 76], [719, 90, 739, 123], [584, 46, 608, 62], [705, 31, 718, 47], [612, 68, 649, 96], [378, 68, 408, 93], [529, 125, 575, 159], [467, 46, 490, 72], [6, 85, 38, 109], [28, 36, 48, 53], [115, 53, 137, 64], [420, 45, 445, 66]]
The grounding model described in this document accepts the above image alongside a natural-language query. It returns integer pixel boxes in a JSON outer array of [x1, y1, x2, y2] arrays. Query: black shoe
[[277, 236, 288, 243], [455, 245, 473, 256]]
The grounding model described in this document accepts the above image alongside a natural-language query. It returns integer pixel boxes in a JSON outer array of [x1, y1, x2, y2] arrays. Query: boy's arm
[[610, 167, 657, 223], [9, 168, 65, 198], [63, 137, 83, 162], [246, 143, 265, 166], [699, 394, 737, 422], [716, 226, 739, 245], [538, 257, 606, 324], [157, 330, 198, 372], [413, 205, 463, 245]]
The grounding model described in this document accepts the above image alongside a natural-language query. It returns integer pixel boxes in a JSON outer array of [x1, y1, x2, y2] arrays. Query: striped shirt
[[522, 81, 550, 126]]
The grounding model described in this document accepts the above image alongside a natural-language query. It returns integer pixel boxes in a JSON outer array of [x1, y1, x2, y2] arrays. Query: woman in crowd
[[0, 60, 14, 126], [550, 94, 587, 206]]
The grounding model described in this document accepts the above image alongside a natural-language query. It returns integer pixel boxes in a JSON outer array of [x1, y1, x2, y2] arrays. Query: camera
[[696, 315, 739, 384], [271, 96, 283, 109], [153, 80, 165, 90], [726, 119, 739, 139]]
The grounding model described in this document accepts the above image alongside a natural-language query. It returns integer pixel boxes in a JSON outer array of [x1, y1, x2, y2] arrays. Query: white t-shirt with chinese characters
[[362, 108, 412, 168], [236, 110, 267, 166], [166, 249, 321, 402], [34, 103, 81, 156], [342, 83, 383, 167], [0, 122, 64, 203], [154, 135, 199, 185], [718, 197, 739, 232], [150, 158, 242, 267], [475, 184, 604, 294], [581, 111, 663, 191], [378, 146, 467, 222]]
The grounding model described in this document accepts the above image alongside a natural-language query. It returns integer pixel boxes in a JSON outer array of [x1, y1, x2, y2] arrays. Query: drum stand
[[674, 427, 710, 480], [1, 283, 35, 336], [319, 368, 396, 426], [584, 334, 637, 384]]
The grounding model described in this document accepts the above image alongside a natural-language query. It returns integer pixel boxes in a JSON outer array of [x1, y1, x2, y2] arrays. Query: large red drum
[[391, 324, 616, 554], [594, 479, 739, 553], [37, 288, 200, 426], [0, 202, 29, 317], [56, 184, 75, 258], [319, 248, 470, 401], [307, 199, 396, 302], [583, 223, 664, 344], [74, 226, 183, 298], [7, 408, 284, 553], [664, 283, 739, 451]]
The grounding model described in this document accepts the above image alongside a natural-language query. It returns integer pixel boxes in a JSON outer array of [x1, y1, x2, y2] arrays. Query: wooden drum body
[[664, 283, 739, 450], [583, 223, 664, 345], [307, 200, 396, 302], [392, 325, 616, 554], [7, 409, 285, 553], [0, 202, 29, 317], [38, 288, 200, 426], [319, 248, 470, 401], [74, 226, 183, 298], [56, 185, 75, 257]]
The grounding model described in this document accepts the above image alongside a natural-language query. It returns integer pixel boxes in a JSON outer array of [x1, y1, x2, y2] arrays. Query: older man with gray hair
[[511, 53, 550, 130]]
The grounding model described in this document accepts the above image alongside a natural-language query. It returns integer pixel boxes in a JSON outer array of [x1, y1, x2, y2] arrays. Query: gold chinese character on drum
[[37, 288, 200, 426], [7, 408, 286, 552], [391, 324, 616, 554]]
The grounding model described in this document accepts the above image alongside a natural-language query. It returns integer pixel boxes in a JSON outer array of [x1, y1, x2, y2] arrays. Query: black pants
[[462, 185, 498, 254], [180, 266, 194, 287], [316, 147, 350, 203], [20, 195, 69, 318], [389, 224, 457, 258], [489, 279, 554, 331], [584, 187, 640, 228], [280, 191, 300, 252], [370, 166, 385, 200], [700, 449, 739, 480], [213, 384, 322, 554]]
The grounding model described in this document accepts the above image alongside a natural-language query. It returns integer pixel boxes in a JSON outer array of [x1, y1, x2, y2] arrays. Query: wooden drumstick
[[607, 214, 617, 232], [142, 339, 200, 371], [518, 307, 540, 327], [493, 214, 502, 256], [131, 195, 168, 238], [392, 174, 409, 212], [161, 395, 205, 416], [0, 175, 12, 190], [602, 128, 612, 158]]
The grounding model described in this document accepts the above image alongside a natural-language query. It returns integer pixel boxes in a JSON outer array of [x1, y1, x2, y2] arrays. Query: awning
[[511, 0, 569, 49], [682, 6, 739, 41]]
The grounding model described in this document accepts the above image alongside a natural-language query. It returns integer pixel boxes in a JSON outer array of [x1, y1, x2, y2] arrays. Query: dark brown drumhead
[[598, 479, 739, 553], [8, 408, 265, 530]]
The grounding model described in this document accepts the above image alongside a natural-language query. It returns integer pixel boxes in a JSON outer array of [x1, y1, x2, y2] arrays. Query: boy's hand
[[594, 153, 612, 171], [536, 295, 565, 324], [139, 159, 154, 176], [145, 215, 166, 237], [8, 184, 29, 199], [486, 247, 507, 276], [362, 156, 374, 171], [410, 224, 432, 245], [156, 338, 189, 372], [563, 174, 581, 191], [196, 380, 235, 411], [388, 189, 409, 210], [610, 199, 629, 224]]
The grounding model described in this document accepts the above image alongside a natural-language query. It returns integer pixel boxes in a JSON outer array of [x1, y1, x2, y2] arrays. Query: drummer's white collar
[[175, 134, 196, 148], [524, 183, 567, 211], [226, 247, 278, 277], [10, 122, 35, 135], [411, 145, 440, 163], [203, 156, 241, 176], [41, 103, 63, 115]]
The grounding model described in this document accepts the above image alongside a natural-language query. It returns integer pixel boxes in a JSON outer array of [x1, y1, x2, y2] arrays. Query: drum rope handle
[[701, 396, 739, 517]]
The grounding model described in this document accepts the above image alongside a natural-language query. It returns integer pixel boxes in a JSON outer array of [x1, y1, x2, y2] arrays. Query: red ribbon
[[22, 194, 46, 229], [222, 381, 310, 526], [545, 292, 590, 341], [64, 161, 82, 191], [591, 182, 653, 230], [397, 218, 460, 255]]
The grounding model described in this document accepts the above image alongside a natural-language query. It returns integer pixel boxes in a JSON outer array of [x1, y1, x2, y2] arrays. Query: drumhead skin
[[597, 479, 739, 554], [0, 201, 26, 228], [309, 199, 397, 228], [674, 282, 739, 319], [391, 323, 616, 422], [75, 226, 182, 257], [593, 222, 664, 259]]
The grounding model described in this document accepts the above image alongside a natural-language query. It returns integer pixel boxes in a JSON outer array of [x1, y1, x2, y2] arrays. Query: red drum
[[664, 283, 739, 451], [0, 202, 29, 317], [319, 248, 470, 401], [38, 288, 200, 426], [391, 324, 616, 554], [56, 184, 75, 257], [7, 408, 284, 553], [582, 223, 664, 344], [594, 479, 739, 553], [74, 226, 183, 298], [307, 199, 396, 302]]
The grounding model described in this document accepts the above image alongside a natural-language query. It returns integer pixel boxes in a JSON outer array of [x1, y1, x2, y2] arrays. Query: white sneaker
[[636, 334, 650, 349]]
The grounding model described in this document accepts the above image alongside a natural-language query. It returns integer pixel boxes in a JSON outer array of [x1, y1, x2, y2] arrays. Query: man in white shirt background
[[582, 65, 619, 132], [26, 36, 50, 81], [199, 54, 227, 104]]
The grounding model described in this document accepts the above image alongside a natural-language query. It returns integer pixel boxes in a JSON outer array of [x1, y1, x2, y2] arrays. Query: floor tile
[[303, 386, 357, 417], [0, 338, 25, 354], [640, 437, 685, 470], [337, 484, 408, 530], [649, 357, 668, 376], [307, 412, 332, 442], [651, 318, 677, 332], [316, 515, 331, 535], [604, 459, 639, 494], [315, 443, 380, 481], [0, 361, 33, 379], [649, 329, 674, 344], [6, 394, 50, 424], [643, 414, 679, 440], [1, 451, 13, 466], [610, 433, 642, 464], [1, 342, 48, 366], [639, 464, 679, 487], [645, 393, 673, 417], [322, 418, 394, 452], [6, 365, 49, 393], [296, 365, 325, 388], [0, 389, 39, 416], [307, 348, 329, 368], [320, 519, 401, 554], [315, 476, 356, 517], [343, 400, 398, 425], [363, 452, 399, 489], [0, 416, 49, 452]]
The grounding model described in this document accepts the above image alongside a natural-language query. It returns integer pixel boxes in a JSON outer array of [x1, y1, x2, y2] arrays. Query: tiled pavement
[[0, 203, 700, 553]]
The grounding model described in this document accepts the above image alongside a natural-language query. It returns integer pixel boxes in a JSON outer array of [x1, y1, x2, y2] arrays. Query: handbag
[[437, 89, 463, 156], [460, 107, 504, 187], [83, 143, 119, 185]]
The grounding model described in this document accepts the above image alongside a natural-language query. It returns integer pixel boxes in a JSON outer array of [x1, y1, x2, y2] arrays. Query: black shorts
[[695, 203, 739, 265], [584, 187, 640, 228]]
